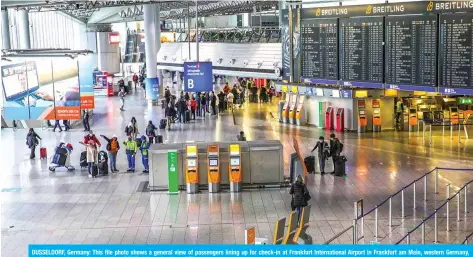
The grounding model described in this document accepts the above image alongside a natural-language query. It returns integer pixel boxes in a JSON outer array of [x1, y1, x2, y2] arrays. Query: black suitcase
[[99, 161, 108, 175], [91, 164, 98, 177], [159, 119, 167, 129], [186, 110, 191, 121], [80, 151, 87, 168], [304, 156, 315, 174], [334, 156, 347, 177], [156, 135, 163, 144]]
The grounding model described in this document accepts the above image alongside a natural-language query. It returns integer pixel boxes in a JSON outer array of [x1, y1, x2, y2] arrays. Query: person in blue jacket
[[139, 135, 150, 173]]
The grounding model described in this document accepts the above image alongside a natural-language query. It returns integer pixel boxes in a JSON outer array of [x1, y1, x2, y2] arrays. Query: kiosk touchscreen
[[325, 107, 334, 130], [185, 145, 199, 194], [281, 93, 291, 123], [288, 94, 299, 124], [295, 96, 305, 126], [372, 99, 381, 132], [229, 144, 242, 192], [450, 107, 459, 125], [336, 108, 344, 132], [357, 100, 367, 133], [207, 145, 220, 193]]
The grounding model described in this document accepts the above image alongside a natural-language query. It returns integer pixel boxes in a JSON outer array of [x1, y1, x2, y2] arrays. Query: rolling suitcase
[[156, 135, 163, 144], [334, 156, 347, 177], [304, 156, 315, 174], [40, 147, 47, 159], [98, 161, 108, 175], [80, 151, 87, 168], [159, 119, 167, 129], [91, 164, 98, 177], [186, 110, 191, 122]]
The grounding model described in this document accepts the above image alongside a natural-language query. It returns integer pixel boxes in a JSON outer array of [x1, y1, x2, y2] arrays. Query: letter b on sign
[[188, 79, 194, 89]]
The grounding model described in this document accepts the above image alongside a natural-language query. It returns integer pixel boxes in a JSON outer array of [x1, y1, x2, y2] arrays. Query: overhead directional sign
[[183, 62, 213, 92]]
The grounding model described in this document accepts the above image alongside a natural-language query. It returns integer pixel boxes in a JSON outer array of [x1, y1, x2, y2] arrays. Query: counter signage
[[301, 1, 473, 19], [440, 87, 473, 95], [167, 151, 179, 194], [341, 89, 353, 98], [183, 62, 213, 92]]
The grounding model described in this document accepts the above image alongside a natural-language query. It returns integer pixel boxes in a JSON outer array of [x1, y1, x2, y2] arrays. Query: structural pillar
[[279, 1, 286, 27], [143, 4, 159, 101], [2, 9, 11, 49], [17, 9, 31, 49], [155, 4, 164, 89]]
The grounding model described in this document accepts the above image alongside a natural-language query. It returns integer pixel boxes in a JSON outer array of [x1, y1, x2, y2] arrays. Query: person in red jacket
[[132, 73, 138, 90], [83, 130, 101, 148], [190, 96, 197, 120]]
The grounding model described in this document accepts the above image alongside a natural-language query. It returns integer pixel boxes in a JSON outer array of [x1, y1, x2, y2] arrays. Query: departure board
[[385, 15, 437, 88], [440, 13, 473, 91], [339, 17, 384, 87], [301, 18, 338, 83]]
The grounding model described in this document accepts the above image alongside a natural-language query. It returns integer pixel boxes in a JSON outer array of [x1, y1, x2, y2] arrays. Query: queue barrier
[[417, 118, 473, 145], [396, 174, 473, 245], [283, 212, 299, 244], [325, 167, 473, 244], [294, 205, 312, 244], [272, 217, 286, 245]]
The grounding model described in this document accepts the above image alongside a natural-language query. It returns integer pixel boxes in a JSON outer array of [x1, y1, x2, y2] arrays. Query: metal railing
[[419, 118, 473, 145], [325, 167, 473, 244], [396, 176, 473, 244]]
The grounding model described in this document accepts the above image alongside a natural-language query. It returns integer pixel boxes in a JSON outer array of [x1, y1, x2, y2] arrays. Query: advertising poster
[[78, 56, 96, 109], [183, 62, 213, 92], [145, 77, 160, 100], [51, 59, 81, 120], [28, 59, 55, 120], [1, 62, 36, 120]]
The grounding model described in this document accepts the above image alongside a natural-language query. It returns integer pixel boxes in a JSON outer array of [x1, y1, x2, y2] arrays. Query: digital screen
[[291, 94, 297, 102], [301, 18, 338, 80], [451, 108, 458, 113], [332, 90, 340, 98], [340, 17, 384, 83], [440, 13, 473, 89], [410, 109, 417, 114], [316, 88, 324, 96], [230, 158, 240, 166], [386, 16, 437, 87], [209, 159, 218, 166], [187, 159, 196, 167], [359, 111, 365, 115], [374, 109, 380, 114]]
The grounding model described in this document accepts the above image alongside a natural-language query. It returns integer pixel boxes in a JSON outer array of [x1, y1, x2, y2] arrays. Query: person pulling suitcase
[[329, 134, 345, 176], [311, 136, 330, 175]]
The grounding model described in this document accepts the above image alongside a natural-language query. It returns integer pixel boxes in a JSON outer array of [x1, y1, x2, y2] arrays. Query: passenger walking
[[177, 96, 187, 123], [119, 88, 126, 111], [311, 136, 330, 175], [139, 135, 150, 173], [200, 93, 207, 119], [190, 96, 197, 120], [145, 120, 157, 143], [232, 86, 240, 108], [218, 91, 225, 113], [132, 73, 138, 90], [196, 92, 201, 116], [63, 120, 71, 131], [79, 141, 99, 178], [290, 175, 310, 223], [329, 134, 342, 174], [227, 91, 234, 111], [210, 91, 217, 115], [82, 110, 90, 131], [165, 103, 174, 130], [100, 134, 120, 172], [53, 120, 62, 132], [26, 128, 42, 159], [395, 98, 404, 129], [123, 136, 138, 172]]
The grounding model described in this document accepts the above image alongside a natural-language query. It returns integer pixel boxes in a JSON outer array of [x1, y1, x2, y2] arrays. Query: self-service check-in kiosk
[[185, 145, 199, 194], [281, 94, 291, 123], [336, 108, 344, 132], [357, 100, 367, 133], [372, 99, 381, 132], [229, 144, 242, 192], [288, 94, 298, 124], [450, 107, 459, 125], [207, 145, 220, 193], [325, 107, 334, 130], [295, 96, 305, 126], [409, 108, 418, 132]]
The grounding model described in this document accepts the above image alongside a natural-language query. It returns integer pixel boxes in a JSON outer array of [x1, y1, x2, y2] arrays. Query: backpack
[[338, 140, 344, 153]]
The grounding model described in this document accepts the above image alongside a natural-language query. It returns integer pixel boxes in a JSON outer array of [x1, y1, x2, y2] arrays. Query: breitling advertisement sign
[[301, 1, 473, 19]]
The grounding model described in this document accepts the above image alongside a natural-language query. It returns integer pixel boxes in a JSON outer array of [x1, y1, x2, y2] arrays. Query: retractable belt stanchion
[[185, 145, 199, 194], [207, 145, 220, 193], [229, 144, 242, 192]]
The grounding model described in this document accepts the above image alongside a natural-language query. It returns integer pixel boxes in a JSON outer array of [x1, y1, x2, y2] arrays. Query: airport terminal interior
[[1, 0, 473, 256]]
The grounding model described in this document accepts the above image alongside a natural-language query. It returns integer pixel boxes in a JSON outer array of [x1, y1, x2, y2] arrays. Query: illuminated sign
[[109, 33, 120, 44]]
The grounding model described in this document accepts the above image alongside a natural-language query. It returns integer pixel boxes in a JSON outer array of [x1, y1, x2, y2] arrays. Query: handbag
[[290, 197, 296, 211], [304, 192, 311, 202]]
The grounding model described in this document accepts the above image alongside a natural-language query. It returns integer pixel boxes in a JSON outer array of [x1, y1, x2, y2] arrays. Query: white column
[[155, 4, 164, 89], [2, 9, 11, 49], [17, 9, 31, 49], [143, 4, 158, 100]]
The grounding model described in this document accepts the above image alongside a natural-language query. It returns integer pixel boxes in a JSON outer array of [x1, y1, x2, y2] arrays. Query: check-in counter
[[148, 140, 285, 191]]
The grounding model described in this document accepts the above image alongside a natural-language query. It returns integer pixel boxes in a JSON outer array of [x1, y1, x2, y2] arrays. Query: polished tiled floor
[[2, 85, 473, 255]]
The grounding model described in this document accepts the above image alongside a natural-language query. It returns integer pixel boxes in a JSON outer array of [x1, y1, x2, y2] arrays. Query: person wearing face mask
[[83, 130, 101, 148], [311, 136, 330, 175], [123, 136, 138, 172], [139, 135, 150, 173]]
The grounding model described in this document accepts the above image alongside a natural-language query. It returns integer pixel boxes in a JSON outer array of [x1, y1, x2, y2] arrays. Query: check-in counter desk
[[148, 140, 285, 191]]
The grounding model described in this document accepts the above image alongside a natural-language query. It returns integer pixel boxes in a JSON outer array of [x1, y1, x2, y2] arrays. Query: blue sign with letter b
[[184, 62, 213, 92]]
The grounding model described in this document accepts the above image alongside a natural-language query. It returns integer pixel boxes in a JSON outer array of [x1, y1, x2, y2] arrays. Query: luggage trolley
[[49, 143, 75, 172]]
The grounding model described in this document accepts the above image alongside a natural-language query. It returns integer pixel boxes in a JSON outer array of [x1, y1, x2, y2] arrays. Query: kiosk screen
[[209, 159, 218, 166], [374, 109, 380, 114], [230, 158, 240, 166], [359, 110, 365, 115], [410, 109, 417, 114], [187, 159, 196, 167], [451, 108, 458, 113]]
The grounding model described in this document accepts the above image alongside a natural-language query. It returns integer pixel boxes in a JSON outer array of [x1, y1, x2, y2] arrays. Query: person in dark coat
[[311, 136, 330, 175], [290, 175, 309, 223], [329, 133, 342, 174], [26, 128, 42, 159], [210, 91, 217, 115], [217, 91, 225, 113]]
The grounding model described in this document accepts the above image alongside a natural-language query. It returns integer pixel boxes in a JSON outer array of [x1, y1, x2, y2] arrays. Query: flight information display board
[[339, 17, 384, 89], [301, 18, 338, 84], [385, 15, 437, 91], [439, 13, 473, 95]]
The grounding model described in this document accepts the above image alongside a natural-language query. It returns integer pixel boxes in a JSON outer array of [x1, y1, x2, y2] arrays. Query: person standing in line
[[100, 134, 120, 172], [165, 103, 174, 130], [82, 110, 90, 131], [145, 120, 157, 144], [53, 120, 62, 132], [329, 133, 342, 175], [190, 96, 197, 120], [177, 96, 187, 123], [26, 128, 42, 159], [210, 91, 217, 115], [123, 136, 138, 172], [139, 135, 150, 173], [218, 91, 225, 113], [395, 98, 404, 129], [311, 136, 330, 175], [196, 92, 201, 117], [63, 120, 71, 131], [290, 175, 310, 223], [227, 91, 234, 111], [79, 141, 98, 178], [132, 73, 138, 90], [200, 93, 207, 119]]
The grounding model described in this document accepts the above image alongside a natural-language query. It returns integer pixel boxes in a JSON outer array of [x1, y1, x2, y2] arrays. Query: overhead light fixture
[[172, 56, 177, 61], [257, 61, 263, 68], [229, 58, 236, 65], [243, 59, 249, 66], [163, 56, 167, 60], [217, 57, 223, 64], [273, 61, 279, 67]]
